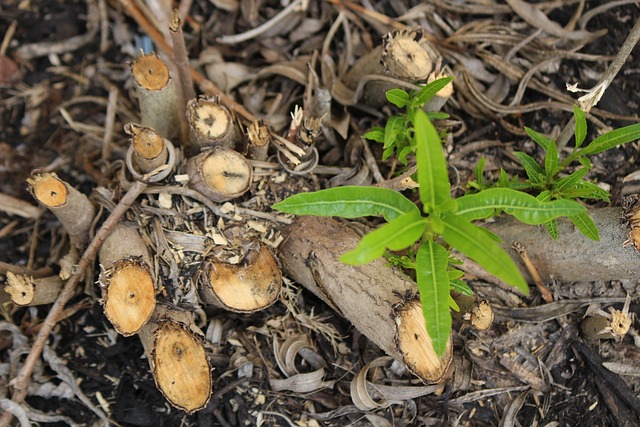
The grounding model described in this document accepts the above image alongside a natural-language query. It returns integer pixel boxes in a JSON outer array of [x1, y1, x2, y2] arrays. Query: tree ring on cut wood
[[102, 257, 156, 336], [186, 147, 253, 202], [395, 299, 453, 383], [130, 53, 170, 91], [29, 173, 68, 208], [201, 244, 281, 313], [150, 321, 212, 413]]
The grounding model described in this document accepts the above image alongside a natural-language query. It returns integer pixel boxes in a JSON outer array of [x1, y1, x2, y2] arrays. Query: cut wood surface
[[186, 146, 253, 202], [279, 216, 452, 383], [26, 172, 96, 279], [98, 224, 155, 336], [125, 123, 169, 174], [4, 272, 63, 306], [187, 96, 238, 150], [138, 305, 212, 414], [200, 244, 281, 313], [130, 52, 180, 140], [484, 208, 640, 283]]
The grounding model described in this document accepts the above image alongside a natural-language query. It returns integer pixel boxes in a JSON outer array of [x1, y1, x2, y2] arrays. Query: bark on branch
[[278, 216, 452, 383], [484, 208, 640, 284]]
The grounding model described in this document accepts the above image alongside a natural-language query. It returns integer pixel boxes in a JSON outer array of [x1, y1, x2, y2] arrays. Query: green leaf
[[562, 180, 610, 202], [425, 112, 450, 121], [383, 116, 405, 149], [454, 188, 586, 224], [578, 157, 592, 168], [416, 241, 451, 357], [514, 152, 544, 184], [441, 213, 528, 294], [386, 88, 410, 108], [272, 186, 419, 222], [544, 219, 559, 239], [545, 139, 559, 178], [447, 268, 464, 281], [414, 109, 450, 211], [450, 279, 473, 296], [580, 123, 640, 155], [573, 105, 587, 148], [553, 168, 589, 192], [340, 210, 426, 265], [570, 212, 600, 241], [415, 77, 454, 106], [524, 127, 552, 151], [474, 157, 486, 185], [363, 127, 385, 143], [449, 295, 460, 312]]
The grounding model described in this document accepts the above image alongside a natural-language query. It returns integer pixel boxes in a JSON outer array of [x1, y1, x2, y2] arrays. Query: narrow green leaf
[[545, 139, 559, 177], [340, 210, 426, 265], [474, 157, 486, 185], [386, 89, 409, 108], [414, 109, 450, 211], [450, 279, 473, 296], [454, 188, 585, 224], [416, 241, 451, 356], [272, 186, 419, 222], [363, 127, 385, 143], [553, 168, 589, 192], [415, 77, 454, 106], [524, 127, 551, 151], [441, 213, 528, 294], [449, 295, 460, 312], [513, 152, 544, 184], [562, 180, 611, 202], [573, 105, 587, 148], [425, 112, 450, 120], [383, 116, 405, 149], [447, 268, 464, 281], [544, 219, 559, 239], [578, 157, 592, 168], [580, 123, 640, 155], [570, 212, 600, 241]]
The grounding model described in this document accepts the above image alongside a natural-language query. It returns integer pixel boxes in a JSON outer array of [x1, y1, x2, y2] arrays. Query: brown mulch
[[1, 1, 640, 426]]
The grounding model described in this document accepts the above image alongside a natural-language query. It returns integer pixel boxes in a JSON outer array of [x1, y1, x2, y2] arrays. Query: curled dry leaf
[[270, 334, 333, 393], [350, 357, 441, 411]]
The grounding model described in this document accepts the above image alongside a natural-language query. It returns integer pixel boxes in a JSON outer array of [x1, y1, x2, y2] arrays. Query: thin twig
[[169, 9, 195, 149], [557, 15, 640, 150], [1, 180, 149, 427]]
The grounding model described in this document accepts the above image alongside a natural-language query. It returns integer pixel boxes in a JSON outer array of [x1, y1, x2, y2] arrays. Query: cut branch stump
[[278, 216, 452, 383]]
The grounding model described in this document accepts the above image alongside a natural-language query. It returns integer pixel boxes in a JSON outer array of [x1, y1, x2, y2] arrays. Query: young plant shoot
[[469, 105, 640, 240], [273, 85, 587, 356]]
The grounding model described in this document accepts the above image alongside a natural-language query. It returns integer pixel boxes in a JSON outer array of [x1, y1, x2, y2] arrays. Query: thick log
[[278, 216, 452, 383], [484, 208, 640, 283]]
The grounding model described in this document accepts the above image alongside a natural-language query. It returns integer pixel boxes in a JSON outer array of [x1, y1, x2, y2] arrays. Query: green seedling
[[469, 105, 640, 240], [274, 104, 586, 356], [363, 77, 452, 164]]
